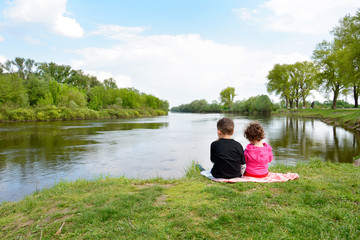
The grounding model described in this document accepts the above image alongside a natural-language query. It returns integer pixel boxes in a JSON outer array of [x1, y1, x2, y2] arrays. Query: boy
[[208, 117, 246, 179]]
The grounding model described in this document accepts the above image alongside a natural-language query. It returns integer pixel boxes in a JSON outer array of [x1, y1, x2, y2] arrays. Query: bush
[[233, 95, 274, 113], [6, 108, 35, 121]]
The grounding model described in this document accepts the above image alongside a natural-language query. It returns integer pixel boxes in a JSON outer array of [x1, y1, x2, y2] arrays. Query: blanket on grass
[[200, 170, 299, 183]]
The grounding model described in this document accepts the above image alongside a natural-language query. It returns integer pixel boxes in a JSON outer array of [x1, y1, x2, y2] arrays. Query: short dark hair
[[244, 122, 265, 141], [217, 118, 234, 135]]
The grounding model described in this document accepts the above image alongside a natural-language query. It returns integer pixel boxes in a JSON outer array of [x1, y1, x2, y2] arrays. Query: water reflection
[[267, 116, 359, 164], [0, 113, 359, 202]]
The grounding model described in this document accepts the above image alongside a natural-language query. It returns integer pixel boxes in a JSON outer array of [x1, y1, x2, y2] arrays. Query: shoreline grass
[[274, 108, 360, 133], [0, 106, 167, 123], [1, 160, 359, 239]]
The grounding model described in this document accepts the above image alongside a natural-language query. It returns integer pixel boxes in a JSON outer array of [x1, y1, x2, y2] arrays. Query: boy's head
[[244, 122, 265, 141], [217, 118, 234, 136]]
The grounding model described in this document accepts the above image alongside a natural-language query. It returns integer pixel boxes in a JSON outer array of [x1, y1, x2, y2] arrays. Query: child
[[208, 117, 246, 179], [243, 122, 273, 178]]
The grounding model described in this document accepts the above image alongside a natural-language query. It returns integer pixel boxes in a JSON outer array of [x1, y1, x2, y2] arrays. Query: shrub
[[47, 109, 61, 120]]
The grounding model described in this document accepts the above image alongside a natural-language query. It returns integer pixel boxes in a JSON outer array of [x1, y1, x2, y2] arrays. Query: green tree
[[118, 88, 141, 109], [37, 62, 74, 84], [288, 62, 318, 108], [12, 57, 26, 80], [220, 87, 235, 110], [0, 74, 29, 107], [25, 75, 49, 106], [24, 58, 35, 78], [267, 64, 291, 109], [312, 40, 347, 109], [103, 78, 118, 89], [0, 57, 36, 80], [160, 100, 169, 112], [190, 99, 209, 112], [88, 86, 106, 110], [48, 80, 61, 105], [332, 9, 360, 107]]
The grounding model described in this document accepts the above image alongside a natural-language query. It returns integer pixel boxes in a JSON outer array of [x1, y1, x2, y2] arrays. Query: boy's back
[[209, 117, 246, 179], [210, 138, 245, 178]]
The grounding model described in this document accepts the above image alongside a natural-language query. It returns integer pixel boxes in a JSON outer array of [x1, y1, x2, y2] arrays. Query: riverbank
[[1, 161, 359, 239], [274, 108, 360, 133], [0, 106, 167, 122]]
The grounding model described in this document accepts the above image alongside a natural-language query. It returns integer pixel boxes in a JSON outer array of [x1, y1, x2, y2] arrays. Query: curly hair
[[217, 117, 234, 135], [244, 122, 265, 141]]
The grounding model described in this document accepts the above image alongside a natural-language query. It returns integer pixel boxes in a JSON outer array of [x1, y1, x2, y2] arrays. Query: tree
[[220, 87, 235, 110], [312, 40, 347, 109], [25, 75, 49, 106], [88, 86, 106, 110], [267, 64, 291, 108], [103, 78, 118, 89], [0, 74, 29, 107], [292, 61, 318, 108], [24, 58, 35, 78], [12, 57, 26, 80], [287, 64, 301, 108], [37, 62, 74, 84], [0, 57, 36, 80], [332, 9, 360, 107]]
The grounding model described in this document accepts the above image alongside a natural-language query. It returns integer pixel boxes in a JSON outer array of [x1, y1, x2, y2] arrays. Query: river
[[0, 113, 359, 202]]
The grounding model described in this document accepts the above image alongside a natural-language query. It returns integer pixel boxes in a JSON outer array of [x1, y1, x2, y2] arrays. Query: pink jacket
[[244, 143, 273, 176]]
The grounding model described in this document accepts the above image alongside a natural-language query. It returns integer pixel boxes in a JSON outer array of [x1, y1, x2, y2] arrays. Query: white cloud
[[0, 36, 4, 42], [90, 25, 147, 41], [3, 0, 84, 38], [0, 55, 6, 64], [72, 25, 309, 106], [84, 70, 133, 89], [234, 0, 359, 34], [24, 36, 41, 45]]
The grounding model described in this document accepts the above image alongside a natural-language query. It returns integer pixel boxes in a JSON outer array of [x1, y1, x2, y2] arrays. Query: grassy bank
[[1, 160, 359, 239], [0, 106, 167, 122], [274, 108, 360, 133]]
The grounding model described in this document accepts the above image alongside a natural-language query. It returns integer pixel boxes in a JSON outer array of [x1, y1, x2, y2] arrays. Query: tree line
[[267, 9, 360, 109], [0, 57, 169, 121], [171, 87, 275, 114]]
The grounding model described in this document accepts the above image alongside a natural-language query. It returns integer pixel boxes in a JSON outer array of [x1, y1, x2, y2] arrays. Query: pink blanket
[[212, 172, 299, 183]]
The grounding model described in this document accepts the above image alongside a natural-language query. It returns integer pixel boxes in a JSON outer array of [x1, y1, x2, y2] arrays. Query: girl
[[243, 122, 273, 178]]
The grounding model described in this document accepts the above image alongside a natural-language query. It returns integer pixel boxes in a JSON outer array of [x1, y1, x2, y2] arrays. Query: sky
[[0, 0, 359, 106]]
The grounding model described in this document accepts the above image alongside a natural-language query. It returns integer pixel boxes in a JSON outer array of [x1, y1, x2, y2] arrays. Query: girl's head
[[244, 122, 265, 142]]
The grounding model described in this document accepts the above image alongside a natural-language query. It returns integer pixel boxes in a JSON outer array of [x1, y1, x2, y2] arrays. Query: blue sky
[[0, 0, 359, 106]]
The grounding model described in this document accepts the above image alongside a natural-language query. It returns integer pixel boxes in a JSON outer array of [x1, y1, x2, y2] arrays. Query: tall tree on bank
[[0, 57, 36, 80], [293, 61, 318, 108], [220, 87, 235, 110], [267, 63, 291, 108], [332, 9, 360, 108], [312, 40, 347, 109]]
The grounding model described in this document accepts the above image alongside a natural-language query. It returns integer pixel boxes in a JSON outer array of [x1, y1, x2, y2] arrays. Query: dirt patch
[[132, 183, 175, 189], [354, 159, 360, 166], [268, 188, 282, 196], [3, 214, 35, 231], [155, 194, 168, 206], [241, 187, 258, 194], [47, 207, 71, 215]]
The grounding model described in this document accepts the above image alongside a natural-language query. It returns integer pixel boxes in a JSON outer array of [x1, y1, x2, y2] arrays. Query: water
[[0, 113, 359, 202]]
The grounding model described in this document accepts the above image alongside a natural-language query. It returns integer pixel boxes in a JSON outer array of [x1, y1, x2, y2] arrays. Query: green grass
[[1, 160, 359, 239], [275, 108, 360, 132]]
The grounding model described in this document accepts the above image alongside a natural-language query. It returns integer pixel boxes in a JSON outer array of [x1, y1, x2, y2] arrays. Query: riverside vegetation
[[0, 160, 359, 239], [0, 58, 169, 122]]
